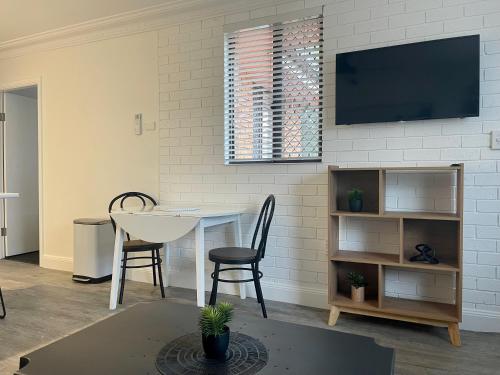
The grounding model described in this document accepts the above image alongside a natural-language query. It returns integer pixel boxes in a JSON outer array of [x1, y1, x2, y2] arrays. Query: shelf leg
[[328, 306, 341, 326], [448, 323, 461, 347]]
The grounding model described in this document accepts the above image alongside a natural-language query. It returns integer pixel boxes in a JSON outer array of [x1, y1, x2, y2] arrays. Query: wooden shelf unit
[[327, 165, 463, 347]]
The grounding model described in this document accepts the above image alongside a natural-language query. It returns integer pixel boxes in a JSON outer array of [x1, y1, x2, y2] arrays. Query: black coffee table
[[16, 301, 394, 375]]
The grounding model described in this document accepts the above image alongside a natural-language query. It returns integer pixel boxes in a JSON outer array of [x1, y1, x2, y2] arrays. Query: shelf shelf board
[[331, 211, 380, 218], [382, 297, 458, 322], [329, 165, 461, 172], [383, 166, 461, 172], [330, 167, 382, 172], [331, 211, 460, 221], [331, 250, 460, 272], [332, 293, 379, 311], [331, 251, 399, 265], [332, 294, 458, 323], [401, 259, 460, 272], [384, 211, 460, 221]]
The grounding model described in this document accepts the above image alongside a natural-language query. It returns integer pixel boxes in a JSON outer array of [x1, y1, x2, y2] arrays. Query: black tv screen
[[335, 35, 480, 125]]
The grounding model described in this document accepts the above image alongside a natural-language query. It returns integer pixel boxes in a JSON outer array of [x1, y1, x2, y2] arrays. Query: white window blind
[[224, 15, 323, 164]]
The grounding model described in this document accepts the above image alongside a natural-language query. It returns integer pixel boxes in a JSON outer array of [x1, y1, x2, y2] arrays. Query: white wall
[[0, 0, 499, 331], [0, 32, 160, 269], [154, 0, 500, 331]]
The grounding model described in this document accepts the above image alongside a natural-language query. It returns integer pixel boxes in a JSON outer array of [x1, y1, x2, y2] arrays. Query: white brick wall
[[156, 0, 500, 323]]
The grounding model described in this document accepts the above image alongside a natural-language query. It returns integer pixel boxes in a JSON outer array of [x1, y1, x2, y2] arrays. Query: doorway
[[0, 86, 39, 265]]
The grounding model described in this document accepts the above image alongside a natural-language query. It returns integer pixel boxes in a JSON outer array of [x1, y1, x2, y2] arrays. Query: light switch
[[135, 113, 142, 135], [492, 131, 500, 150]]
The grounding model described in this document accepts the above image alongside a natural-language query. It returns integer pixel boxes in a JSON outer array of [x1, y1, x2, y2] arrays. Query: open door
[[0, 91, 5, 259], [2, 88, 39, 258]]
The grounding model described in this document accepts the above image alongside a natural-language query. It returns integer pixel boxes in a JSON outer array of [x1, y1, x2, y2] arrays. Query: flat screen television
[[335, 35, 480, 125]]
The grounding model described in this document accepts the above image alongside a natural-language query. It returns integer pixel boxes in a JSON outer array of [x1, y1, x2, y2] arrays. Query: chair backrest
[[108, 192, 158, 239], [251, 195, 275, 262]]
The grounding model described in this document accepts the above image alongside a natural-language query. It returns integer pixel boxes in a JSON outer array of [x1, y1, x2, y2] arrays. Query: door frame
[[0, 78, 43, 263]]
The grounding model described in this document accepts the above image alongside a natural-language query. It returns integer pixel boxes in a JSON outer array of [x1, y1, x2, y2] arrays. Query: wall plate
[[492, 131, 500, 150]]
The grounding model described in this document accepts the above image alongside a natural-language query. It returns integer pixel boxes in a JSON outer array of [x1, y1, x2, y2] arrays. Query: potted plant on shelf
[[347, 271, 367, 303], [199, 302, 234, 360], [348, 189, 363, 212]]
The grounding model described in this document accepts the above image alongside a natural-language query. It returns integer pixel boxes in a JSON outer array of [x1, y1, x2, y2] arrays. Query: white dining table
[[109, 204, 245, 310]]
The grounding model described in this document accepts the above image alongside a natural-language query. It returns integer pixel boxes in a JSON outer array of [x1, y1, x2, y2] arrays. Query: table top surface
[[17, 301, 394, 375], [111, 203, 243, 218], [110, 204, 243, 243]]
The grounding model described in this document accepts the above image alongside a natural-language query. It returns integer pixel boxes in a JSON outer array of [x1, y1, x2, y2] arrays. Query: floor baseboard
[[40, 254, 73, 272], [461, 308, 500, 333]]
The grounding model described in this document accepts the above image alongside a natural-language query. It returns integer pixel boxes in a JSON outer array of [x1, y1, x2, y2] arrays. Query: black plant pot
[[202, 326, 230, 360], [349, 199, 363, 212]]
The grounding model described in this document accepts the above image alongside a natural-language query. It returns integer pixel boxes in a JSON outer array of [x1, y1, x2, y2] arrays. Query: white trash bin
[[73, 218, 115, 283]]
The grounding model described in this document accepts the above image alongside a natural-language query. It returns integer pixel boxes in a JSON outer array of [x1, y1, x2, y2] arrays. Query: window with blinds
[[224, 15, 323, 164]]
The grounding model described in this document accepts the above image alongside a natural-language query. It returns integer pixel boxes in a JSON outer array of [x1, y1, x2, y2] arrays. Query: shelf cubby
[[332, 261, 379, 309], [328, 164, 464, 346], [330, 168, 380, 214], [402, 219, 459, 271]]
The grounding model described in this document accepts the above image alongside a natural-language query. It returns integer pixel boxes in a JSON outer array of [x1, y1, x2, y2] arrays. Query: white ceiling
[[0, 0, 177, 44]]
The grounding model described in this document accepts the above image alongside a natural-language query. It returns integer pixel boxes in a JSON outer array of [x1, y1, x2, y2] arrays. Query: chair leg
[[252, 265, 267, 318], [152, 250, 157, 287], [119, 252, 128, 305], [251, 264, 262, 303], [156, 249, 165, 299], [209, 263, 220, 306], [0, 287, 6, 319]]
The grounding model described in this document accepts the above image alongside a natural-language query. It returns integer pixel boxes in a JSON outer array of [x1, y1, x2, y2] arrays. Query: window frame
[[224, 13, 324, 165]]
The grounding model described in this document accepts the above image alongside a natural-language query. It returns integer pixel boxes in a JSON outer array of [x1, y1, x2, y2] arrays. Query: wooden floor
[[1, 259, 499, 374]]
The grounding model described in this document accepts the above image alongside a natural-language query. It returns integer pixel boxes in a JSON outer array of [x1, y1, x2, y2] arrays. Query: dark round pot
[[202, 326, 230, 360], [349, 199, 363, 212]]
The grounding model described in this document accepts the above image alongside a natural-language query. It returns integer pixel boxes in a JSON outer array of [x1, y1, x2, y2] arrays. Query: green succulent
[[348, 189, 363, 201], [199, 302, 234, 337], [347, 271, 367, 289]]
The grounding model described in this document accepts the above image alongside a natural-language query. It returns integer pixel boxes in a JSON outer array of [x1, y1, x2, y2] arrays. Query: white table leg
[[163, 243, 170, 288], [109, 226, 124, 310], [234, 215, 246, 300], [195, 221, 205, 307]]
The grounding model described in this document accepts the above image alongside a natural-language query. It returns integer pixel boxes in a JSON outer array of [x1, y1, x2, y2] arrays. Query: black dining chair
[[208, 195, 275, 318], [0, 287, 5, 319], [108, 192, 165, 304]]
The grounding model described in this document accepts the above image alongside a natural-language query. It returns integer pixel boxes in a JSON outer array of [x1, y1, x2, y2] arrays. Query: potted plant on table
[[347, 271, 367, 303], [199, 302, 234, 360], [348, 189, 363, 212]]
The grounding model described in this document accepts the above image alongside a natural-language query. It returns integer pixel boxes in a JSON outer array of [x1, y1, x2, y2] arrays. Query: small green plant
[[348, 189, 363, 201], [347, 271, 367, 289], [199, 302, 234, 337]]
